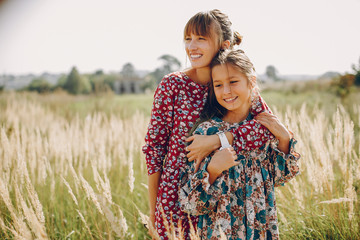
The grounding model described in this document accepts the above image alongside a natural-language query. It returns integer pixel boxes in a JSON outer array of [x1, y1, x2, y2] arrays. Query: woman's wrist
[[277, 130, 291, 143], [212, 134, 221, 151]]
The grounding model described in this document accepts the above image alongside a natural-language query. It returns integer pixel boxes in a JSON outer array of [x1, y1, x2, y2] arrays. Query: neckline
[[180, 71, 209, 88], [213, 112, 253, 125]]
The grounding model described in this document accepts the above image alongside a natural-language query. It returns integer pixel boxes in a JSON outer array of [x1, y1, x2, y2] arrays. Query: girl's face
[[212, 63, 252, 115], [184, 27, 219, 69]]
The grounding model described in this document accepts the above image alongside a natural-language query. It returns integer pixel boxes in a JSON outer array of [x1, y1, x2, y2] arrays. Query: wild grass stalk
[[0, 92, 359, 239]]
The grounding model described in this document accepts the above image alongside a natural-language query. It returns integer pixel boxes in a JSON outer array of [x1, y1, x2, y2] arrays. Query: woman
[[142, 9, 242, 239], [179, 49, 300, 239]]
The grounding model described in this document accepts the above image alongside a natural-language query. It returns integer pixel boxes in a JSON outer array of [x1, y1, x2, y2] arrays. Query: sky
[[0, 0, 359, 76]]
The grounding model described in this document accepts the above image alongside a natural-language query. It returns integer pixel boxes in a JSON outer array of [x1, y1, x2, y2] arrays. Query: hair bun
[[233, 31, 243, 46]]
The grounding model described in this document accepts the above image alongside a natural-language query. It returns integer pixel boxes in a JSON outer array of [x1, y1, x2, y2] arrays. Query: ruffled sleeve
[[178, 121, 225, 216], [142, 74, 176, 175], [269, 138, 301, 187], [179, 157, 224, 216]]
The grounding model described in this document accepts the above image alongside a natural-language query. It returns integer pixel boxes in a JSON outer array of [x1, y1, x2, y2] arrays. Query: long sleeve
[[269, 138, 300, 187], [229, 96, 274, 151], [230, 121, 274, 151], [142, 75, 176, 175], [179, 157, 224, 216]]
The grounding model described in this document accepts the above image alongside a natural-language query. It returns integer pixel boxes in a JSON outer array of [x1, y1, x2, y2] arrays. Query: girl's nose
[[223, 84, 231, 94]]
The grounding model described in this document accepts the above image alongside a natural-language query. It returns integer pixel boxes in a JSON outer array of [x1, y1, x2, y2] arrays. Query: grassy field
[[0, 88, 359, 239]]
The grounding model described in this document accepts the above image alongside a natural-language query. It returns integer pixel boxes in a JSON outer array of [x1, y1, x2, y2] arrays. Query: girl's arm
[[185, 132, 234, 172], [179, 147, 237, 216], [269, 138, 300, 187]]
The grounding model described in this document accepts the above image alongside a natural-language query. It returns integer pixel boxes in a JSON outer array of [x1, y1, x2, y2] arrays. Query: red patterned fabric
[[143, 72, 273, 239], [229, 95, 275, 151], [143, 72, 208, 239]]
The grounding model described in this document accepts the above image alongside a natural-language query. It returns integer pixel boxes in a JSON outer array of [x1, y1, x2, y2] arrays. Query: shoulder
[[161, 72, 188, 85], [194, 118, 224, 135], [156, 72, 188, 94]]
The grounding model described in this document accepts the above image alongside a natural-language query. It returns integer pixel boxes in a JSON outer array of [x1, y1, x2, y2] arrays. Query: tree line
[[23, 54, 182, 95]]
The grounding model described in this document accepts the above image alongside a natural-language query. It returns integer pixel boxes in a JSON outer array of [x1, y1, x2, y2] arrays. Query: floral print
[[142, 72, 208, 239], [179, 103, 300, 239]]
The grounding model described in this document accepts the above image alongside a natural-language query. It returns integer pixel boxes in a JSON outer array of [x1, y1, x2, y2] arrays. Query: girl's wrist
[[207, 162, 222, 176]]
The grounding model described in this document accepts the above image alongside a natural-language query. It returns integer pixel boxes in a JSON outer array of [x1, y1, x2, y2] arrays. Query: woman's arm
[[142, 75, 176, 227], [254, 112, 291, 153], [253, 112, 300, 186], [185, 132, 234, 172], [148, 172, 161, 227]]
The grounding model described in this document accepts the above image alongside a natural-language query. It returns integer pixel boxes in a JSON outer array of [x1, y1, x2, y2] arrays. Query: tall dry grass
[[0, 91, 359, 239]]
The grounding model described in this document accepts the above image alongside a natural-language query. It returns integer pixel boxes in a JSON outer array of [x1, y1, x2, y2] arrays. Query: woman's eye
[[185, 37, 191, 41], [214, 84, 222, 88], [230, 81, 238, 84]]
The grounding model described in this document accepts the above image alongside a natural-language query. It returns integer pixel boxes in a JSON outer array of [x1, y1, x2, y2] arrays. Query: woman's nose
[[188, 40, 198, 50]]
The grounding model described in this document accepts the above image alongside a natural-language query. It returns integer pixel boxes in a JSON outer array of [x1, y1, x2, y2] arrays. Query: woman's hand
[[148, 212, 156, 239], [255, 112, 291, 153], [185, 134, 220, 172], [207, 147, 238, 184]]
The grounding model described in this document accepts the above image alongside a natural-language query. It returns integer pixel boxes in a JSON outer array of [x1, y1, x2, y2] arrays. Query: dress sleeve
[[268, 138, 301, 187], [179, 157, 224, 216], [142, 75, 175, 175], [178, 123, 225, 216], [229, 121, 274, 151]]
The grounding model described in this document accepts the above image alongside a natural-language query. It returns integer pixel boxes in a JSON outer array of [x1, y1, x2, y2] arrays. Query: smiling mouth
[[223, 96, 238, 103], [190, 54, 202, 60]]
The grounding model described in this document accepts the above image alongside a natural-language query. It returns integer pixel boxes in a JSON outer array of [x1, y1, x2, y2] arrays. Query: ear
[[221, 40, 231, 50]]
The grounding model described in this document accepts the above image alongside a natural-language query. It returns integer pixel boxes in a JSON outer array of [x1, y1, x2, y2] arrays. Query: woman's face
[[184, 27, 219, 69], [212, 63, 251, 115]]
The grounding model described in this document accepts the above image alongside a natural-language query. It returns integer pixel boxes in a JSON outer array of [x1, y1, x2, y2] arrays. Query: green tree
[[27, 78, 52, 93], [146, 54, 182, 89], [333, 73, 355, 99], [121, 63, 137, 78], [352, 57, 360, 86], [158, 54, 181, 74], [63, 67, 91, 94], [265, 65, 279, 81]]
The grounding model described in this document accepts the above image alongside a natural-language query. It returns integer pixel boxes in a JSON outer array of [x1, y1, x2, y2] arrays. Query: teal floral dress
[[179, 115, 300, 240]]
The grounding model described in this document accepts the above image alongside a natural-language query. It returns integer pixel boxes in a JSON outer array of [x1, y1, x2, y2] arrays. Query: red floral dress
[[143, 72, 208, 239]]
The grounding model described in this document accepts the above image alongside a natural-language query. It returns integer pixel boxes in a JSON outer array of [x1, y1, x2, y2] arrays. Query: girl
[[179, 49, 300, 239], [142, 9, 243, 239]]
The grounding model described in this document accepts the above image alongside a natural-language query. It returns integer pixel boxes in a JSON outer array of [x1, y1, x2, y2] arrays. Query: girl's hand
[[207, 147, 238, 177], [255, 112, 291, 153], [185, 134, 220, 172]]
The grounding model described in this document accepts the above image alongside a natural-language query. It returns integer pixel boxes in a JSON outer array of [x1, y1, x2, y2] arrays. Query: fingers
[[194, 159, 201, 173], [185, 135, 195, 142]]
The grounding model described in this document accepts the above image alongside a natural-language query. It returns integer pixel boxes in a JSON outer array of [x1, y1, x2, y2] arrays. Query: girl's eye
[[185, 37, 191, 41], [230, 81, 238, 84], [199, 37, 206, 40], [214, 84, 222, 88]]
